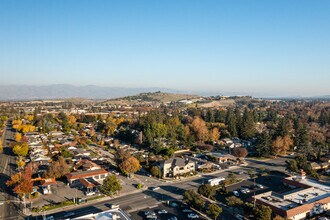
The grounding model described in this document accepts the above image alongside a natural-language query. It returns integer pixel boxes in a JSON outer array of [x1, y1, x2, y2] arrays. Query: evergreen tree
[[241, 109, 256, 139], [226, 109, 237, 137], [235, 109, 243, 137], [255, 133, 271, 157], [214, 109, 226, 123]]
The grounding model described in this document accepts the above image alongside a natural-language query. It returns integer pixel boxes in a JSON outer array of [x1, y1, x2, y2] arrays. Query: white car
[[256, 184, 264, 189], [235, 214, 244, 220], [233, 191, 239, 196], [241, 188, 250, 193], [188, 213, 199, 219], [158, 209, 168, 214]]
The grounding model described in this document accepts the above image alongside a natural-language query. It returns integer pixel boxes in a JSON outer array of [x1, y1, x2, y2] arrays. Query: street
[[0, 120, 24, 220]]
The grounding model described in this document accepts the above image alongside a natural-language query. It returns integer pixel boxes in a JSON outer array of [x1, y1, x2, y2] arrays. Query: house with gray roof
[[160, 157, 196, 178]]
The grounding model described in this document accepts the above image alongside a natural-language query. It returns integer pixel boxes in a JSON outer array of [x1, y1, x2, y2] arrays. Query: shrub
[[136, 183, 144, 189]]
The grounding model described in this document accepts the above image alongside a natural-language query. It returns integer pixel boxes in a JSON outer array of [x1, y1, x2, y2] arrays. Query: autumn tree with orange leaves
[[119, 156, 141, 177], [191, 117, 209, 143], [6, 166, 33, 198]]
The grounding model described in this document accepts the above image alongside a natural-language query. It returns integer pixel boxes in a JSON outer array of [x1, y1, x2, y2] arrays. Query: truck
[[207, 177, 225, 186]]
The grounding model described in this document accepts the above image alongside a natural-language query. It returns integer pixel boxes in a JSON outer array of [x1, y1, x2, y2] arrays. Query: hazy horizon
[[1, 1, 330, 97]]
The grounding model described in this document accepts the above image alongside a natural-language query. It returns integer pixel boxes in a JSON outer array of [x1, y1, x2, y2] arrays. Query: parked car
[[182, 209, 193, 213], [256, 184, 264, 189], [235, 214, 244, 220], [158, 210, 168, 214], [188, 213, 199, 219], [144, 211, 156, 216], [63, 212, 75, 218], [241, 187, 250, 193], [240, 189, 247, 194], [168, 217, 177, 220], [171, 202, 178, 207], [150, 186, 160, 191], [233, 190, 239, 196]]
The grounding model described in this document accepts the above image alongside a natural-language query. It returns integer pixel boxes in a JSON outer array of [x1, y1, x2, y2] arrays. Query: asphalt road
[[0, 120, 24, 220]]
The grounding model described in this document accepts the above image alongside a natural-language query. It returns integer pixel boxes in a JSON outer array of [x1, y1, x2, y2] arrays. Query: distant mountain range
[[0, 84, 180, 101], [0, 84, 328, 101]]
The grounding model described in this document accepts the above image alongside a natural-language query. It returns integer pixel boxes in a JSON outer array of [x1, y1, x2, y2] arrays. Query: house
[[72, 149, 91, 158], [160, 157, 196, 178], [32, 178, 57, 195], [66, 169, 109, 186], [206, 152, 236, 164], [73, 159, 101, 171], [309, 162, 322, 170]]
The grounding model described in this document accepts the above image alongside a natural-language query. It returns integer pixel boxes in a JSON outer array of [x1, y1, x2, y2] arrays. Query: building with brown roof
[[66, 169, 109, 186]]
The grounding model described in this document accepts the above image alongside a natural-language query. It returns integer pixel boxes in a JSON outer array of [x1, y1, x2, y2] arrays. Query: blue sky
[[0, 0, 329, 96]]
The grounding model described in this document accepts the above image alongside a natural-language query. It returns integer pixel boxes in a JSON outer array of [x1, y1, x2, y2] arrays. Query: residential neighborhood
[[0, 93, 329, 220]]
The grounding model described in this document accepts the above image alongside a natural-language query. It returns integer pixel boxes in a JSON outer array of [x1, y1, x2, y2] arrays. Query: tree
[[226, 173, 238, 184], [273, 215, 284, 220], [198, 184, 216, 199], [226, 196, 243, 207], [16, 157, 25, 169], [6, 166, 33, 198], [115, 148, 131, 164], [226, 109, 237, 137], [207, 203, 222, 220], [254, 205, 272, 220], [272, 137, 284, 156], [191, 117, 209, 143], [255, 132, 272, 157], [119, 156, 141, 177], [46, 156, 70, 179], [183, 190, 205, 210], [13, 143, 29, 157], [210, 127, 220, 143], [100, 175, 122, 196], [15, 132, 22, 142], [151, 166, 161, 178], [113, 139, 120, 149], [272, 136, 292, 156], [231, 147, 248, 158], [241, 109, 256, 139], [286, 160, 299, 172]]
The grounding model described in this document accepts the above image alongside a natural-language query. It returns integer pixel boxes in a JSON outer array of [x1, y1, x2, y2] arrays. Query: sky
[[0, 0, 329, 97]]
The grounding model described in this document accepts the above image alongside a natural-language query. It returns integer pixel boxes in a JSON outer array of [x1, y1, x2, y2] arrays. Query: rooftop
[[252, 176, 330, 217], [73, 208, 131, 220]]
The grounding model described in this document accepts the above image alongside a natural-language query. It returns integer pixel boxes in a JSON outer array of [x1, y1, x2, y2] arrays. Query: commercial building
[[252, 171, 330, 220], [72, 208, 131, 220]]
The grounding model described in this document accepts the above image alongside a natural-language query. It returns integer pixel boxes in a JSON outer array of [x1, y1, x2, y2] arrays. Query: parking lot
[[129, 201, 206, 220], [215, 171, 291, 203]]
